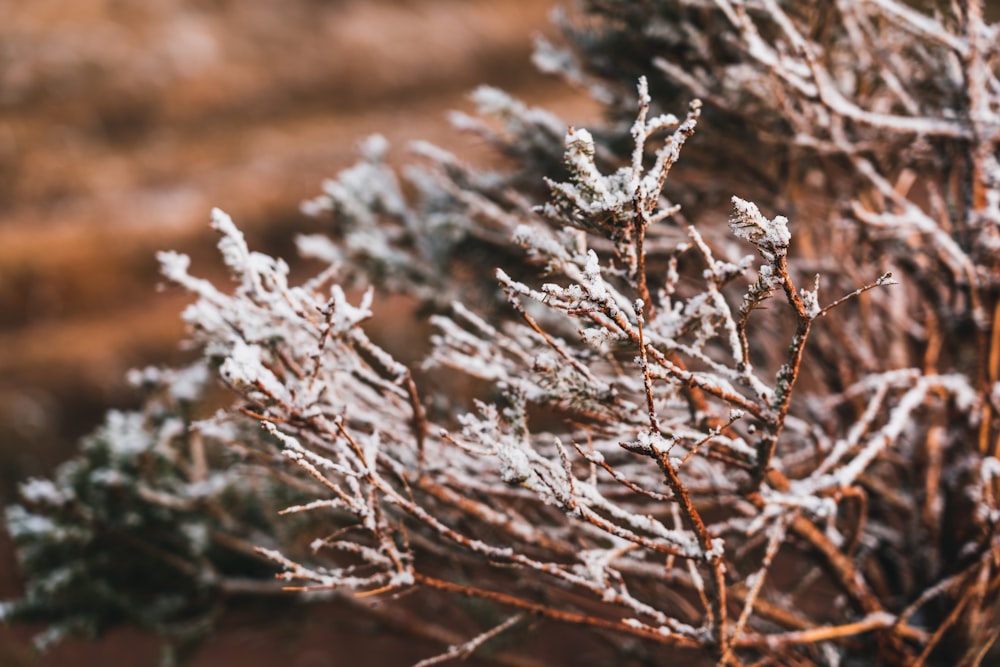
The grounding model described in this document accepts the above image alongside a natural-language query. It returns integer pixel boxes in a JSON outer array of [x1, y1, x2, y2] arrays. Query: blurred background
[[0, 1, 592, 664]]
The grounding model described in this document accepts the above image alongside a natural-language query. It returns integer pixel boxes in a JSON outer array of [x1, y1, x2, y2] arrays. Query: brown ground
[[0, 1, 597, 664]]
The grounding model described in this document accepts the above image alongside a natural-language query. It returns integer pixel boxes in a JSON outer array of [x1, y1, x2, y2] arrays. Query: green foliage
[[4, 367, 295, 660]]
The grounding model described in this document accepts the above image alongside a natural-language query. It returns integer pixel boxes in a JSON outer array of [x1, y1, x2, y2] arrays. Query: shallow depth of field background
[[0, 1, 593, 664]]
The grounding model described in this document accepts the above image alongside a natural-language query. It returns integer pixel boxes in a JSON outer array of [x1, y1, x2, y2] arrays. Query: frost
[[7, 3, 997, 661], [5, 505, 58, 539], [800, 286, 821, 319], [193, 413, 237, 441], [729, 197, 791, 259], [128, 363, 210, 403], [706, 538, 725, 560], [18, 479, 66, 506], [157, 250, 191, 283], [389, 570, 415, 587], [981, 456, 1000, 482], [295, 233, 342, 264], [181, 523, 210, 551], [498, 444, 532, 485], [220, 340, 287, 402], [96, 411, 151, 458]]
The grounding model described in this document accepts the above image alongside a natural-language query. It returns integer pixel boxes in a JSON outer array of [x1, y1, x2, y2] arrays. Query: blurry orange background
[[0, 1, 592, 664]]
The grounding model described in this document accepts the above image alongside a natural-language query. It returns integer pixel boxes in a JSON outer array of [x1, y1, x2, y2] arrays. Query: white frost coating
[[729, 197, 791, 257], [457, 403, 535, 486], [210, 207, 249, 270], [126, 365, 159, 388], [578, 547, 619, 585], [128, 363, 209, 404], [5, 505, 58, 540], [829, 374, 976, 487], [18, 479, 67, 505], [363, 430, 381, 473], [800, 287, 821, 319], [358, 133, 389, 161], [295, 234, 342, 264], [497, 437, 532, 485], [99, 411, 151, 457], [705, 537, 725, 560], [283, 499, 344, 516], [169, 364, 210, 402], [761, 486, 839, 518], [389, 570, 415, 587], [270, 422, 359, 478], [184, 473, 234, 500], [549, 126, 635, 220], [636, 429, 675, 452], [325, 285, 374, 335], [299, 195, 332, 218], [981, 456, 1000, 482], [220, 340, 287, 402], [583, 250, 604, 291], [470, 85, 520, 116], [193, 413, 238, 441], [157, 250, 191, 282], [579, 325, 617, 351], [511, 224, 537, 249]]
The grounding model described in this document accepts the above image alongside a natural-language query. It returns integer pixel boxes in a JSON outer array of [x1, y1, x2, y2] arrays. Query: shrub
[[5, 1, 1000, 665]]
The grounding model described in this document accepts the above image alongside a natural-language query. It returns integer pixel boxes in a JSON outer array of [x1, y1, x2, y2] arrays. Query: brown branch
[[412, 573, 701, 649], [736, 611, 897, 648], [815, 272, 895, 318], [753, 253, 813, 488], [790, 515, 882, 616], [651, 445, 729, 653]]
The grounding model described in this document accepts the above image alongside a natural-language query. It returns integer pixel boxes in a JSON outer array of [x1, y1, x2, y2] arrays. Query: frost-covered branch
[[6, 2, 1000, 666]]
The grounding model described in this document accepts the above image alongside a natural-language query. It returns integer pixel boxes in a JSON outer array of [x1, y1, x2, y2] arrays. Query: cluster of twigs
[[144, 57, 994, 660], [6, 1, 1000, 666]]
